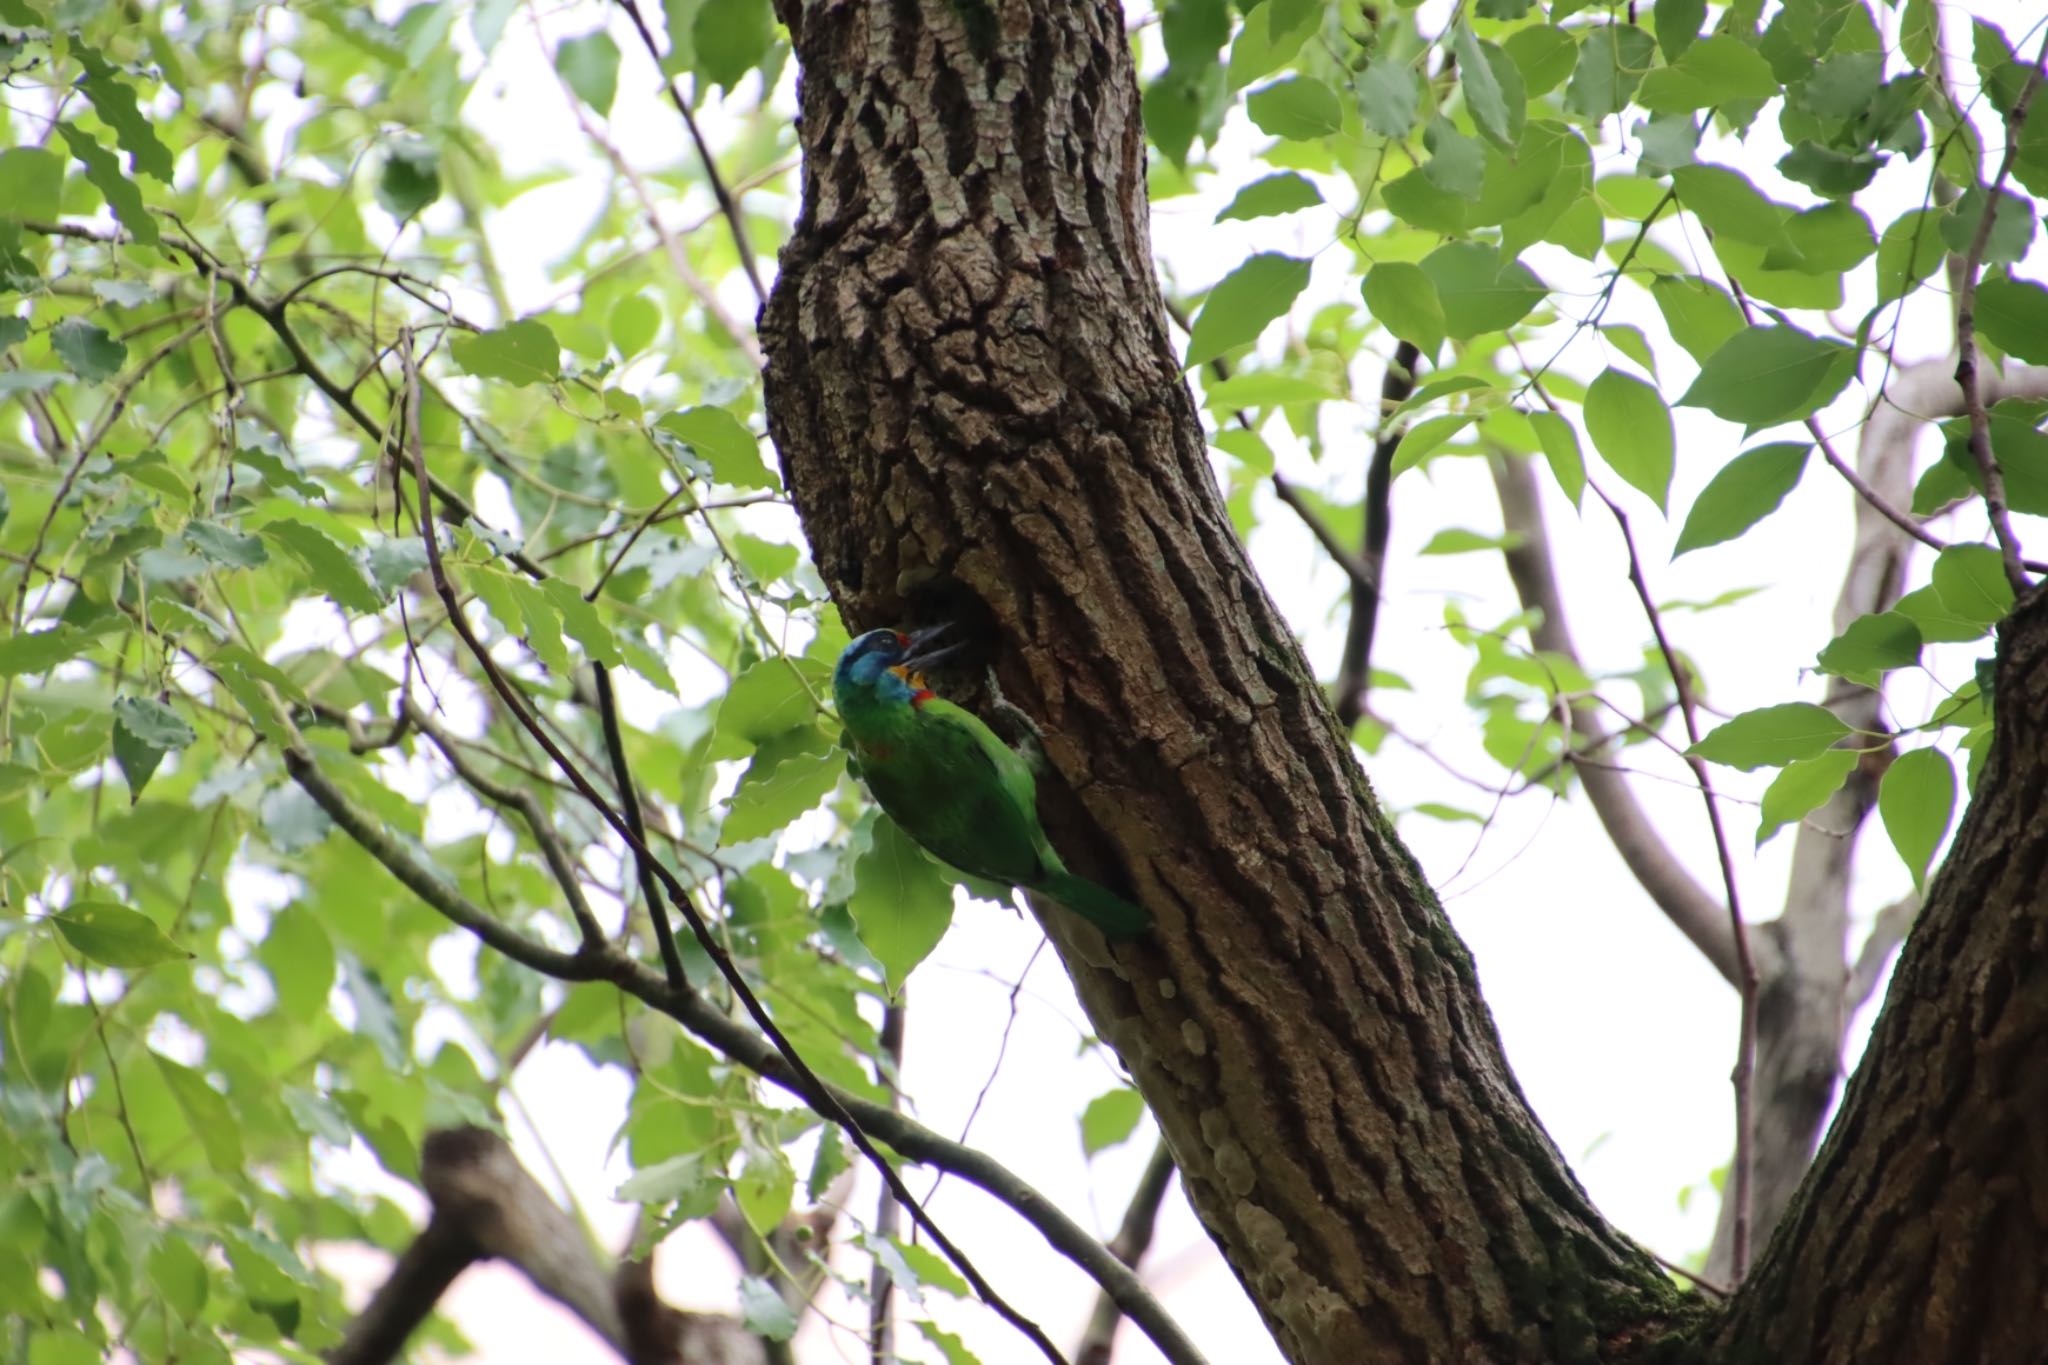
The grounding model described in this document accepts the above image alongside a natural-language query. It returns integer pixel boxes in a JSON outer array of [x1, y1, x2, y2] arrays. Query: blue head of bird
[[834, 625, 962, 705]]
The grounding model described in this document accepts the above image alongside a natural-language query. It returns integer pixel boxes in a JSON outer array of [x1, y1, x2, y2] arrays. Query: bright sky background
[[289, 1, 2048, 1362]]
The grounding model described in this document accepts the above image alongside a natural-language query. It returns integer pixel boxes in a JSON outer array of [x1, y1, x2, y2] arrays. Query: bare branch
[[1847, 892, 1921, 1013], [1951, 32, 2047, 596], [1075, 1136, 1178, 1365], [1333, 340, 1420, 727], [1490, 455, 1742, 984], [1594, 485, 1761, 1280]]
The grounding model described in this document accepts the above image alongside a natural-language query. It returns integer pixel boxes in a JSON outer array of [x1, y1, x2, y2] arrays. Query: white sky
[[289, 2, 2048, 1362]]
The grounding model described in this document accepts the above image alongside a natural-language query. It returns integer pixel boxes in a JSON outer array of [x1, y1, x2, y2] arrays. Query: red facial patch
[[910, 688, 935, 707]]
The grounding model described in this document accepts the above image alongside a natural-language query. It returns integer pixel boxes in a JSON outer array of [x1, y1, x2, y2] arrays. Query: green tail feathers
[[1031, 871, 1150, 938]]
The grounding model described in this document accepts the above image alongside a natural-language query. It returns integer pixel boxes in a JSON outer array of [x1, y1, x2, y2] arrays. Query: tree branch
[[1595, 486, 1762, 1278], [281, 737, 1209, 1365], [1333, 340, 1420, 728], [1490, 455, 1742, 983], [1075, 1136, 1178, 1365]]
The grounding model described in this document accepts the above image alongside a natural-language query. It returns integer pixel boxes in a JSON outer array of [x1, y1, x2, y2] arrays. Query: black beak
[[899, 621, 966, 672]]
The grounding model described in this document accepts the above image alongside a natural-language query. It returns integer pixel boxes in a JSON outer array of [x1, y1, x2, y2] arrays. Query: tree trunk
[[757, 1, 2048, 1360]]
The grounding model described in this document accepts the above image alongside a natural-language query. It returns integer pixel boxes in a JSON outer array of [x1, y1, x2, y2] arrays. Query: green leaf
[[1505, 26, 1580, 98], [1892, 584, 1987, 644], [556, 30, 620, 115], [112, 695, 195, 800], [718, 657, 826, 749], [376, 136, 441, 219], [1201, 371, 1339, 410], [1636, 35, 1778, 111], [807, 1125, 849, 1200], [1880, 747, 1955, 888], [1678, 326, 1854, 429], [1452, 26, 1521, 149], [657, 406, 778, 488], [1755, 749, 1857, 846], [1362, 262, 1444, 357], [1584, 367, 1674, 508], [1673, 442, 1808, 555], [1422, 119, 1485, 200], [1816, 612, 1922, 687], [1357, 57, 1421, 137], [1216, 172, 1323, 222], [281, 1086, 354, 1146], [1417, 242, 1545, 340], [738, 1275, 798, 1342], [49, 900, 188, 968], [0, 146, 64, 221], [1528, 410, 1585, 505], [451, 319, 561, 386], [540, 579, 624, 665], [1079, 1087, 1146, 1155], [1653, 0, 1706, 58], [1778, 142, 1881, 197], [1782, 203, 1876, 271], [1184, 253, 1311, 367], [733, 1144, 795, 1235], [1875, 207, 1944, 305], [723, 732, 839, 842], [1692, 702, 1853, 770], [1392, 413, 1478, 475], [1564, 22, 1657, 121], [917, 1322, 984, 1365], [260, 521, 384, 613], [1212, 429, 1275, 475], [890, 1239, 970, 1299], [1419, 528, 1520, 555], [608, 293, 661, 356], [51, 317, 127, 384], [1226, 0, 1319, 89], [1670, 163, 1790, 248], [1602, 324, 1658, 378], [260, 906, 336, 1023], [1930, 544, 2015, 626], [0, 623, 103, 676], [849, 814, 956, 992], [154, 1054, 245, 1173], [185, 520, 268, 569], [1940, 187, 2035, 268], [1976, 274, 2048, 364], [76, 50, 175, 182], [1246, 77, 1343, 141], [695, 0, 773, 91], [57, 123, 158, 245]]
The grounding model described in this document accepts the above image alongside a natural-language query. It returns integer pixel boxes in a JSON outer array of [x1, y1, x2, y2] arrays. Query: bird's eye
[[893, 631, 910, 648]]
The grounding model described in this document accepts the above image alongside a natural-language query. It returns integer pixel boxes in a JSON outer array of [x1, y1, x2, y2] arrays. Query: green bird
[[833, 626, 1150, 938]]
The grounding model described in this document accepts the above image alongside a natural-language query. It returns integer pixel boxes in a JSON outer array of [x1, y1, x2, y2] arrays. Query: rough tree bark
[[757, 1, 2048, 1360]]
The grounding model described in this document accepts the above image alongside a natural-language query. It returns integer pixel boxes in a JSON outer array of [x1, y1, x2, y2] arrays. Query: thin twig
[[1594, 485, 1760, 1281], [591, 661, 688, 986], [613, 0, 769, 304], [395, 336, 1075, 1365], [1950, 31, 2047, 597]]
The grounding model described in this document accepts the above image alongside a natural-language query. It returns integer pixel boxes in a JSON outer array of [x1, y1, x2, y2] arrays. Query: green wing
[[856, 699, 1050, 888]]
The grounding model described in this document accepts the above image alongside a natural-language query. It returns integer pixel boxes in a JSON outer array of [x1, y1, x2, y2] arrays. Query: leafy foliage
[[0, 0, 2036, 1357]]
